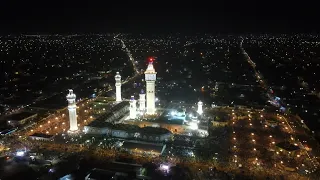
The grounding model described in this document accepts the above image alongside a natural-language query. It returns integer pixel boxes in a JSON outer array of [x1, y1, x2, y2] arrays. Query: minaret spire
[[67, 89, 78, 132], [115, 72, 122, 102], [145, 59, 157, 115]]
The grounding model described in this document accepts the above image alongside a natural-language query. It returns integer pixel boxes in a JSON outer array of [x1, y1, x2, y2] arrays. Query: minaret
[[67, 89, 78, 132], [129, 96, 137, 119], [115, 72, 122, 102], [197, 101, 203, 115], [139, 89, 146, 112], [145, 59, 157, 114]]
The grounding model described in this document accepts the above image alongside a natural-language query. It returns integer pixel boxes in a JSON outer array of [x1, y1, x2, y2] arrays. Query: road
[[114, 34, 139, 75]]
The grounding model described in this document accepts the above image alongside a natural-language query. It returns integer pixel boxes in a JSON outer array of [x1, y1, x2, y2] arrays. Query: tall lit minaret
[[129, 96, 137, 119], [115, 72, 122, 102], [67, 89, 78, 132], [197, 101, 203, 115], [145, 58, 157, 114], [139, 89, 146, 112]]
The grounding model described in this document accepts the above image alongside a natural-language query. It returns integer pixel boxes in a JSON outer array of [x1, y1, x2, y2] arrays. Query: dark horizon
[[0, 1, 319, 34]]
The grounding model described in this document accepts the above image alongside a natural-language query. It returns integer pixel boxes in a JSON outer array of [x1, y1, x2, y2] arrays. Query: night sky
[[0, 1, 318, 34]]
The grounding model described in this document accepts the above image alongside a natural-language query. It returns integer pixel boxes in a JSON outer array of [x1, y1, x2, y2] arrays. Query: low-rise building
[[127, 120, 208, 137], [84, 122, 173, 142], [121, 141, 166, 156], [139, 126, 172, 141], [85, 162, 145, 180], [29, 133, 54, 141], [83, 121, 111, 135]]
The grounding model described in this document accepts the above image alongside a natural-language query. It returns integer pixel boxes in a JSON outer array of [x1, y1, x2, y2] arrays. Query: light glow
[[16, 151, 25, 156], [189, 122, 198, 130]]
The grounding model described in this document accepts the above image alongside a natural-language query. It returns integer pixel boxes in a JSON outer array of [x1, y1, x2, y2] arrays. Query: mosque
[[72, 58, 207, 137]]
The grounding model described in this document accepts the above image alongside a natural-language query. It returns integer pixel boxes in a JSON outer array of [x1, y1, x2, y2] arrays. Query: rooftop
[[86, 121, 171, 135], [94, 101, 129, 122], [113, 124, 140, 132], [122, 141, 165, 154], [87, 120, 113, 128], [140, 126, 171, 135], [29, 133, 54, 139], [86, 168, 115, 180]]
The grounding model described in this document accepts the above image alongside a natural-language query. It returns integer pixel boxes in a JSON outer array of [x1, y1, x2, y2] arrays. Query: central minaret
[[145, 59, 157, 114], [67, 89, 78, 132], [115, 72, 122, 102]]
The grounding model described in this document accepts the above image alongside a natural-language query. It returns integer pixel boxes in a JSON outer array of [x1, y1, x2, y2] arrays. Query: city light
[[16, 151, 25, 157], [189, 122, 198, 130], [1, 34, 319, 180]]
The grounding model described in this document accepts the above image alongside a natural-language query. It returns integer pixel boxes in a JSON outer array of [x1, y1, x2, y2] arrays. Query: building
[[126, 120, 209, 137], [111, 124, 140, 138], [84, 101, 129, 134], [6, 112, 37, 127], [102, 101, 129, 123], [66, 89, 78, 132], [0, 127, 18, 135], [29, 133, 54, 141], [83, 123, 110, 135], [115, 72, 122, 102], [139, 126, 172, 141], [84, 122, 173, 142], [121, 141, 166, 156], [145, 59, 157, 114], [85, 162, 144, 180]]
